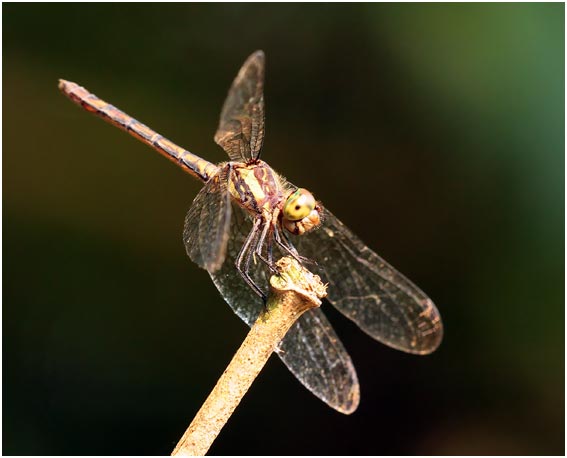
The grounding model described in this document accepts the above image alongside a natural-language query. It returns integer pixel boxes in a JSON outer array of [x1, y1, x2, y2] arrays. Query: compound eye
[[283, 188, 315, 221]]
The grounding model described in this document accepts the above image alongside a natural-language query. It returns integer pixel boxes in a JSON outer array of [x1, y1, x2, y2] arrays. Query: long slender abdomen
[[59, 79, 218, 183]]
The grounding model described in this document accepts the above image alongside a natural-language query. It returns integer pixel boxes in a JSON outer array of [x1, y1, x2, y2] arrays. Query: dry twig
[[171, 256, 327, 456]]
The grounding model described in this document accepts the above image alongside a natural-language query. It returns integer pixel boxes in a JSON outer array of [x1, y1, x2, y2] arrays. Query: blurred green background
[[3, 3, 564, 455]]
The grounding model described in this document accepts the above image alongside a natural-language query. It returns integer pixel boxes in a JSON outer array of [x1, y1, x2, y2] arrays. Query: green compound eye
[[283, 188, 316, 221]]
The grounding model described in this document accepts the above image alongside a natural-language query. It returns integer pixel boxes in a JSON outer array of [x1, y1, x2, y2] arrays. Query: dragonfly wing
[[214, 50, 265, 162], [291, 205, 443, 354], [183, 167, 232, 272], [278, 308, 360, 414], [208, 207, 359, 413], [209, 203, 266, 325]]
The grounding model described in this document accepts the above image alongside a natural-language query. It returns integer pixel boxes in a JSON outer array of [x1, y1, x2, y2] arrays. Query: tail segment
[[59, 80, 218, 183]]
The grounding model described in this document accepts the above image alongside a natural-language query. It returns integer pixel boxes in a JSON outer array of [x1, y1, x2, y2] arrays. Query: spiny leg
[[243, 227, 275, 304], [273, 226, 297, 257], [243, 232, 264, 296], [266, 234, 274, 265], [235, 218, 265, 300], [253, 219, 277, 274], [274, 226, 314, 266], [280, 227, 298, 254]]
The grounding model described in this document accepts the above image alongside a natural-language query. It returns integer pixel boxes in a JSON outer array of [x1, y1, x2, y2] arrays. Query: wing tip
[[336, 382, 361, 415], [399, 315, 444, 355], [414, 298, 444, 354], [327, 357, 361, 415], [412, 329, 443, 355]]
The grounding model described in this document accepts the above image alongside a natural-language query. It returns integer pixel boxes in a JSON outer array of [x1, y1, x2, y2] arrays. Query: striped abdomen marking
[[59, 79, 219, 183]]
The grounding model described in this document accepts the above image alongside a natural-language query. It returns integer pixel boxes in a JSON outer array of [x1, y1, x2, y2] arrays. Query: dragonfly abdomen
[[59, 80, 218, 182]]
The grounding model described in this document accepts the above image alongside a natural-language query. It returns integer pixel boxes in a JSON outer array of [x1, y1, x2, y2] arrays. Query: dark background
[[4, 3, 564, 455]]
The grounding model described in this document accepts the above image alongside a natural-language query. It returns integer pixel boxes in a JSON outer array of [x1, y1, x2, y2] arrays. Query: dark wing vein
[[291, 205, 443, 354], [214, 50, 265, 162], [278, 309, 360, 414], [183, 167, 232, 272]]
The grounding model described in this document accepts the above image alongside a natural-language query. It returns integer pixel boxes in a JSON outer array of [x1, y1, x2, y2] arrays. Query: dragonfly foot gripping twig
[[171, 256, 327, 456]]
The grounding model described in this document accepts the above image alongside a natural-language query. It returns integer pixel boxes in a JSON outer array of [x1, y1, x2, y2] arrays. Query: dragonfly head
[[282, 188, 321, 235]]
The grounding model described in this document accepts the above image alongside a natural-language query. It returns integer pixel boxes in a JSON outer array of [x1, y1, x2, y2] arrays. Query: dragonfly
[[59, 50, 443, 414]]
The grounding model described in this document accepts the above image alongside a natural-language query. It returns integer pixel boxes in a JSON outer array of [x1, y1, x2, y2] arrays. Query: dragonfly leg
[[281, 228, 317, 266], [274, 226, 315, 266], [244, 235, 271, 305], [253, 219, 278, 274], [280, 228, 299, 255], [235, 218, 266, 300], [266, 234, 274, 265], [274, 226, 298, 258]]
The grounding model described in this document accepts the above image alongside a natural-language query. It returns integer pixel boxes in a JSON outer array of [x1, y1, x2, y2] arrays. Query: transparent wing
[[209, 203, 266, 324], [182, 167, 232, 272], [278, 309, 360, 414], [208, 206, 359, 413], [292, 205, 443, 354], [214, 50, 265, 162]]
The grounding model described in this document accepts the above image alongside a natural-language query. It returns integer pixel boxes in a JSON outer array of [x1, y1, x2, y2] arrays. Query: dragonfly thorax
[[228, 161, 285, 214], [227, 161, 321, 235]]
